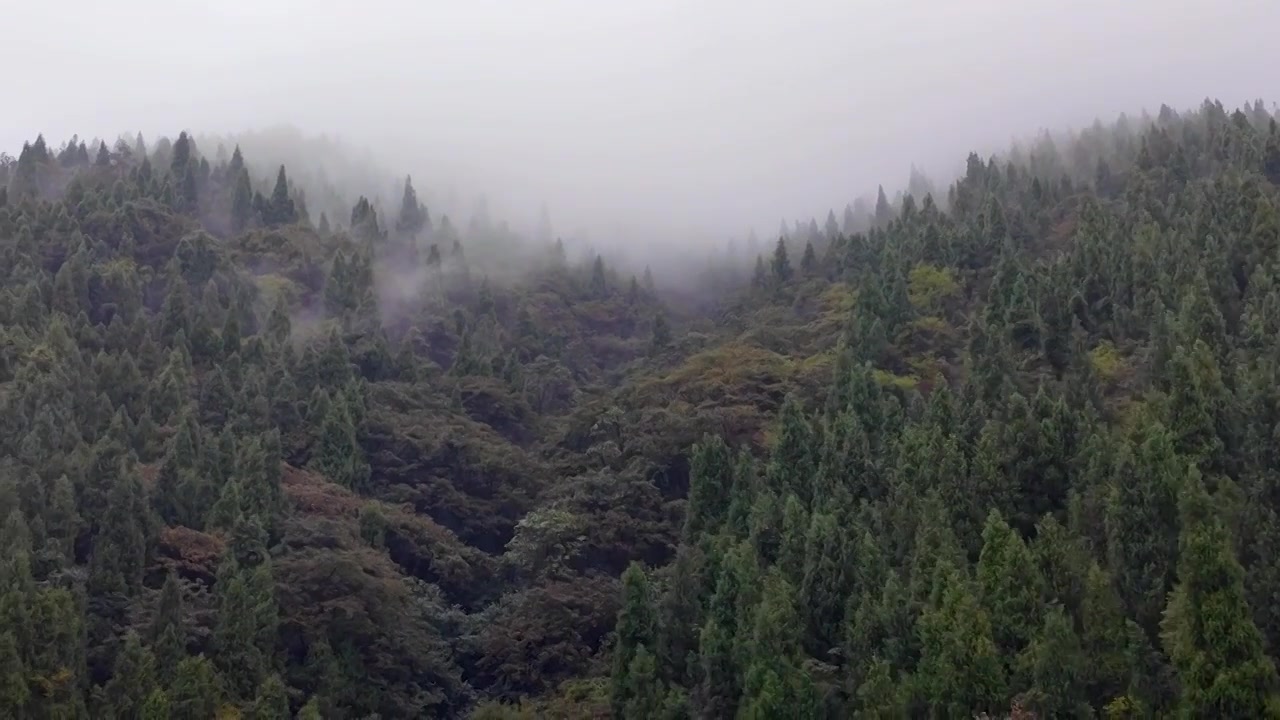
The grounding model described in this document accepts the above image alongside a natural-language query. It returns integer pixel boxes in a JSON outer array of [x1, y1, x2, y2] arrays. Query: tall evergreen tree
[[231, 168, 254, 233], [771, 238, 792, 284], [611, 563, 659, 718], [1161, 471, 1280, 716], [264, 166, 297, 225], [395, 175, 426, 239]]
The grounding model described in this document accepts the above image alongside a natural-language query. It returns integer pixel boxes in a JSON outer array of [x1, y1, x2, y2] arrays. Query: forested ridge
[[1, 98, 1280, 718]]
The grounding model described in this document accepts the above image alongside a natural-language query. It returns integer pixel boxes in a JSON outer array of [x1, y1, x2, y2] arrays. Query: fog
[[5, 0, 1280, 247]]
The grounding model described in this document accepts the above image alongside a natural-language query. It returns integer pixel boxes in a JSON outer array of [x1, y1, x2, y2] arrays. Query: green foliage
[[0, 632, 28, 716], [771, 238, 792, 284], [1106, 420, 1183, 635], [1161, 473, 1280, 716], [611, 563, 659, 717], [252, 673, 290, 719], [169, 655, 223, 720], [141, 688, 170, 720], [5, 100, 1280, 717], [977, 509, 1043, 656], [915, 565, 1007, 717], [101, 631, 158, 718]]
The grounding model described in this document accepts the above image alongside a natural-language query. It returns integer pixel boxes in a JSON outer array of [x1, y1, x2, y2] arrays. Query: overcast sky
[[5, 0, 1279, 241]]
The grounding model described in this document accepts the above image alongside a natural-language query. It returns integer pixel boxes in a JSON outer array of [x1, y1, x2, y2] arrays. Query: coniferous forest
[[2, 99, 1280, 718]]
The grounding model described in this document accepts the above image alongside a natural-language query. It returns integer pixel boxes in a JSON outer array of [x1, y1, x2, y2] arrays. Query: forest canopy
[[2, 98, 1280, 718]]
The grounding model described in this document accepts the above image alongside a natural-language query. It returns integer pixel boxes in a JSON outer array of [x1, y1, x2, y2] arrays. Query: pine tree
[[179, 162, 199, 213], [309, 392, 369, 490], [1015, 604, 1090, 717], [684, 434, 733, 539], [738, 571, 819, 719], [265, 166, 297, 225], [855, 658, 904, 718], [102, 631, 158, 719], [140, 689, 170, 720], [976, 509, 1043, 657], [227, 144, 244, 176], [800, 241, 817, 275], [1105, 420, 1183, 636], [914, 564, 1007, 717], [253, 673, 290, 719], [1161, 471, 1280, 716], [350, 196, 381, 243], [88, 452, 149, 596], [231, 169, 253, 233], [297, 696, 322, 720], [771, 238, 792, 284], [169, 655, 222, 720], [765, 394, 815, 503], [1165, 338, 1230, 473], [620, 646, 664, 720], [1079, 563, 1132, 709], [777, 494, 809, 586], [650, 311, 671, 354], [591, 255, 608, 298], [824, 209, 839, 239], [696, 542, 758, 717], [798, 511, 851, 659], [0, 632, 28, 717], [874, 185, 892, 226], [151, 571, 188, 683], [395, 175, 426, 239], [611, 563, 659, 717]]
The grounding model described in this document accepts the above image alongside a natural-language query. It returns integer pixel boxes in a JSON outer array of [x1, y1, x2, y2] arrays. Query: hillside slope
[[1, 99, 1280, 718]]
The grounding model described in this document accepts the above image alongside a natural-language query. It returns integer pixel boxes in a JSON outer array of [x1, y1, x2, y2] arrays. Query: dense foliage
[[2, 98, 1280, 718]]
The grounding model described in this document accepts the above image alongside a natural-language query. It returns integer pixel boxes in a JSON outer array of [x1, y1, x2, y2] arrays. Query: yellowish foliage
[[25, 343, 59, 371], [1102, 694, 1140, 718], [908, 356, 944, 385], [807, 283, 858, 338], [909, 315, 950, 335], [908, 264, 959, 311], [873, 368, 919, 391], [1089, 341, 1126, 382], [101, 256, 138, 275], [818, 282, 857, 314], [255, 273, 300, 306], [34, 667, 74, 696], [797, 349, 836, 373], [662, 343, 794, 388], [1116, 397, 1150, 434]]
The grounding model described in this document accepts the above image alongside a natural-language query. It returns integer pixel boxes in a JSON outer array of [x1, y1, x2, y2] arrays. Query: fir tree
[[915, 565, 1007, 717], [976, 509, 1043, 657], [771, 238, 792, 284], [169, 655, 222, 720], [611, 563, 659, 717], [231, 169, 253, 233], [395, 175, 426, 239], [265, 166, 297, 225], [253, 673, 290, 720], [0, 632, 28, 717], [651, 311, 672, 354], [1161, 471, 1280, 716]]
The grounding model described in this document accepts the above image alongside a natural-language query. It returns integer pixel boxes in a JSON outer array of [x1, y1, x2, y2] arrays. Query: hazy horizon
[[5, 1, 1279, 243]]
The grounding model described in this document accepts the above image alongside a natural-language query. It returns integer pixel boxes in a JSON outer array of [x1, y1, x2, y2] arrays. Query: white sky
[[4, 0, 1279, 241]]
